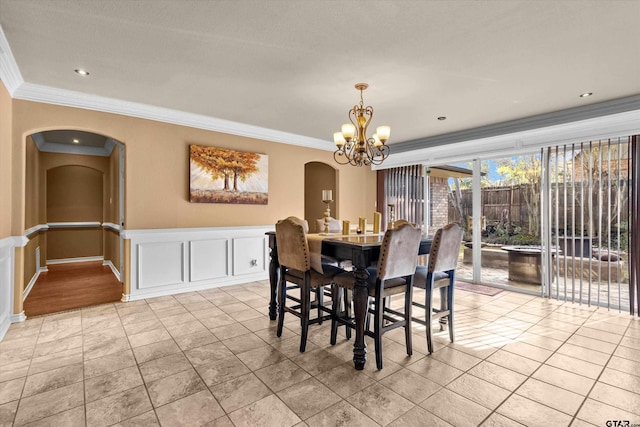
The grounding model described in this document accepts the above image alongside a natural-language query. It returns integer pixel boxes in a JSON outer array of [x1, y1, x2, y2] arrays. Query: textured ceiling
[[1, 0, 639, 146]]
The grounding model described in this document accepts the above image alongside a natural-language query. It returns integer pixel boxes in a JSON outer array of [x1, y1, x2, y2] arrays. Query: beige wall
[[24, 136, 41, 229], [104, 146, 121, 269], [47, 228, 103, 260], [0, 84, 13, 239], [305, 162, 338, 232], [2, 81, 376, 303], [45, 164, 104, 260], [108, 145, 120, 224], [104, 228, 119, 270], [47, 165, 104, 222], [22, 236, 39, 294], [9, 97, 376, 231]]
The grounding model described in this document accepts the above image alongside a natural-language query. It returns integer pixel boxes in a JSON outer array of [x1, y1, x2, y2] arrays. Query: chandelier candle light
[[333, 83, 391, 167]]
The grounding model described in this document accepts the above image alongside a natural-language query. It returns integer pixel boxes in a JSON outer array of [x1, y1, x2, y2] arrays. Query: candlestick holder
[[322, 190, 333, 235], [387, 203, 396, 230]]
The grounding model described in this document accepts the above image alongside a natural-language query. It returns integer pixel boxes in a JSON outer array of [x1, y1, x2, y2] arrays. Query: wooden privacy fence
[[449, 182, 630, 235]]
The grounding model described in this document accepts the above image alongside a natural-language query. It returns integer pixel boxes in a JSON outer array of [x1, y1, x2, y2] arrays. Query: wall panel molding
[[125, 225, 273, 301], [0, 236, 23, 339]]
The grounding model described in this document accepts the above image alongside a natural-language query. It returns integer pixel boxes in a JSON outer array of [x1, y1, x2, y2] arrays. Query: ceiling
[[1, 0, 639, 155]]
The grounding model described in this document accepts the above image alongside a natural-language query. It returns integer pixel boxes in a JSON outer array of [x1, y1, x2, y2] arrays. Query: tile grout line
[[473, 297, 593, 426], [570, 315, 637, 423]]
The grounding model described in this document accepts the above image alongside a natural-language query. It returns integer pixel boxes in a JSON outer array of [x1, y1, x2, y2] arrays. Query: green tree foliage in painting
[[190, 145, 260, 192]]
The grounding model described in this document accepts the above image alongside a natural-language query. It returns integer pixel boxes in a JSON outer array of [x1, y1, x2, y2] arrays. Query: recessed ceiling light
[[74, 69, 90, 76], [72, 139, 80, 144], [579, 92, 593, 98], [437, 116, 447, 121]]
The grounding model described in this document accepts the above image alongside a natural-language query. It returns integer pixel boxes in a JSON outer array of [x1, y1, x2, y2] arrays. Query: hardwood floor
[[24, 261, 123, 317]]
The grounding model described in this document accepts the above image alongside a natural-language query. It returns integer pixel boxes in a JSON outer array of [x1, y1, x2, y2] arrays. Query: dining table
[[266, 231, 433, 370]]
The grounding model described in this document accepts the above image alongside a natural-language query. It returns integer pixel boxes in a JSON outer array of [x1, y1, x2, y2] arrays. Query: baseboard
[[103, 260, 121, 281], [23, 267, 47, 300], [0, 315, 10, 341], [10, 312, 26, 323], [47, 256, 104, 265], [127, 272, 268, 302]]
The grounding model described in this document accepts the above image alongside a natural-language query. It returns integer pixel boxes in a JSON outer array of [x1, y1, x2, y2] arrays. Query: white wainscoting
[[123, 225, 273, 301], [0, 236, 28, 340]]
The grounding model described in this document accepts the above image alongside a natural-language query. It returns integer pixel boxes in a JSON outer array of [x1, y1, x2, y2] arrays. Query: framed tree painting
[[189, 144, 268, 204]]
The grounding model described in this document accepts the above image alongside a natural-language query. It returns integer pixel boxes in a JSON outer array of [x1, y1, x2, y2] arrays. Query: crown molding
[[377, 109, 640, 170], [4, 23, 639, 161], [10, 82, 334, 152], [31, 131, 116, 157], [0, 25, 332, 151], [0, 25, 24, 94], [393, 95, 640, 154]]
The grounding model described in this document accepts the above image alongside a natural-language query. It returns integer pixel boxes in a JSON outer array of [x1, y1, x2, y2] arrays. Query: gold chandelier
[[333, 83, 390, 167]]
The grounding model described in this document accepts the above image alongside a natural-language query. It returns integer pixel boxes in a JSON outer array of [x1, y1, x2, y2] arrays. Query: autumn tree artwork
[[189, 145, 268, 204]]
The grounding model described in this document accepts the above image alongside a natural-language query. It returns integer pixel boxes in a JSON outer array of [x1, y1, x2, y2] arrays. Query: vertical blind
[[631, 135, 639, 316], [541, 136, 637, 315], [378, 165, 425, 230]]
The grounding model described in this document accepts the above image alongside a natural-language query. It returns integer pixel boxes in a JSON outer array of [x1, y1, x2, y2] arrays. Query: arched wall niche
[[304, 161, 338, 232], [21, 128, 125, 305]]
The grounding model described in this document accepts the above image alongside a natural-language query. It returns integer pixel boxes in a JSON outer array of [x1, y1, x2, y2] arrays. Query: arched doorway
[[304, 162, 338, 232], [22, 130, 125, 316]]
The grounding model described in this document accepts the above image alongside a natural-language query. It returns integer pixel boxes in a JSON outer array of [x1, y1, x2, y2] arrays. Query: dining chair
[[412, 223, 464, 353], [275, 217, 343, 352], [330, 222, 422, 369], [315, 217, 341, 233]]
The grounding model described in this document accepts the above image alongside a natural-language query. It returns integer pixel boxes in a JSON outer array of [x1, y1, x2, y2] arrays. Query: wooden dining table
[[266, 231, 433, 370]]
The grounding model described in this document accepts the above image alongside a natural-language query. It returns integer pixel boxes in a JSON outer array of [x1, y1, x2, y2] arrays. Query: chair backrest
[[377, 222, 422, 280], [286, 216, 309, 233], [393, 219, 415, 228], [428, 223, 464, 273], [276, 217, 310, 271], [315, 217, 341, 233]]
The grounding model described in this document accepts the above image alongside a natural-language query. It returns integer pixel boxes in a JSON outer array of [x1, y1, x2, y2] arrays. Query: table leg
[[352, 266, 369, 370], [268, 242, 279, 321]]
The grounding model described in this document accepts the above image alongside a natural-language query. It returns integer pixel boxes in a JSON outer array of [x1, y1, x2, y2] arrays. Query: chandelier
[[333, 83, 390, 167]]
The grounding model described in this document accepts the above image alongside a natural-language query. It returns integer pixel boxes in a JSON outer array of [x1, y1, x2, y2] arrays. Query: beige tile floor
[[1, 280, 639, 426]]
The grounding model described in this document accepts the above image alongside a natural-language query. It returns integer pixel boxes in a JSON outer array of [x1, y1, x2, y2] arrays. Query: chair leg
[[425, 276, 434, 354], [344, 288, 352, 340], [299, 276, 311, 353], [276, 267, 286, 338], [404, 280, 413, 356], [439, 286, 447, 331], [374, 294, 384, 370], [448, 275, 455, 343], [330, 285, 341, 345], [316, 287, 323, 325]]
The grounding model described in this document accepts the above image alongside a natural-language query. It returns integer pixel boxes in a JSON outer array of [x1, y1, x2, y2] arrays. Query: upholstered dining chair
[[275, 217, 343, 352], [412, 223, 464, 353], [315, 217, 342, 233], [330, 222, 422, 370]]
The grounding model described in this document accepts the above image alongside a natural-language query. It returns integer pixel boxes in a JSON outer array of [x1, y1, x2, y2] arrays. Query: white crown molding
[[1, 21, 331, 152], [11, 82, 334, 152], [0, 25, 24, 94], [377, 109, 640, 169], [32, 131, 115, 157]]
